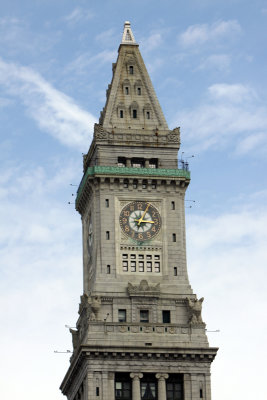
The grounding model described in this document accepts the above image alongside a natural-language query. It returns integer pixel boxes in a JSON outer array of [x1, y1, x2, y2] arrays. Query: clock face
[[119, 201, 161, 241]]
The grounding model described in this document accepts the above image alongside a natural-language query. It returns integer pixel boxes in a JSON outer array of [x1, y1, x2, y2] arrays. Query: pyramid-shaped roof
[[100, 22, 168, 132]]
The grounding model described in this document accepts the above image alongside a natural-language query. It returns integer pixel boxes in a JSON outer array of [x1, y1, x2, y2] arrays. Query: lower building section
[[61, 348, 216, 400], [115, 372, 183, 400]]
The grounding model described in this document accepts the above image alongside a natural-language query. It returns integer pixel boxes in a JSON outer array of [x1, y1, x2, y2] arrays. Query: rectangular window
[[123, 179, 128, 188], [140, 310, 149, 323], [146, 255, 152, 260], [131, 261, 136, 272], [162, 310, 171, 323], [174, 267, 177, 276], [107, 265, 110, 274], [155, 262, 160, 273], [118, 157, 126, 167], [133, 180, 138, 189], [120, 110, 124, 118], [122, 261, 128, 272], [147, 261, 152, 272], [151, 181, 157, 189], [118, 309, 126, 322], [133, 109, 137, 119], [171, 201, 175, 210], [129, 65, 134, 74], [105, 199, 109, 207], [141, 382, 156, 398], [142, 181, 147, 189], [106, 231, 110, 240], [146, 111, 150, 119], [137, 87, 141, 95], [172, 233, 176, 242], [200, 389, 203, 398], [139, 261, 144, 272], [138, 254, 144, 260], [167, 382, 183, 400], [96, 387, 99, 396], [115, 381, 131, 400], [125, 86, 129, 95], [130, 254, 136, 259], [154, 255, 160, 260]]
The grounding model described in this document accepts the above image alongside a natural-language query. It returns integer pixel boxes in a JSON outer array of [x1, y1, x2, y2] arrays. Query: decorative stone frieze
[[127, 280, 160, 296]]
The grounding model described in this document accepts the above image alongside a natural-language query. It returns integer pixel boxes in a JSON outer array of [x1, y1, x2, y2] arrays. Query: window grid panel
[[121, 253, 161, 273]]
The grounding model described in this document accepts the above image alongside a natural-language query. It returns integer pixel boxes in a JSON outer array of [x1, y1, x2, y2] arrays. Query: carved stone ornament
[[186, 297, 204, 324], [78, 293, 90, 315], [94, 123, 108, 140], [167, 127, 180, 143], [69, 328, 78, 350], [127, 280, 160, 296]]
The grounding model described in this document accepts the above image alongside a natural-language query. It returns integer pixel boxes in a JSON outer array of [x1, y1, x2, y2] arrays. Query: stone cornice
[[60, 345, 218, 394], [75, 165, 190, 212]]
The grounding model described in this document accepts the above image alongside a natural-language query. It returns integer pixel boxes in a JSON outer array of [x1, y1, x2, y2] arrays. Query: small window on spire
[[129, 65, 134, 74], [137, 87, 141, 95], [133, 109, 137, 119], [125, 87, 129, 95], [146, 111, 150, 119], [120, 110, 124, 118]]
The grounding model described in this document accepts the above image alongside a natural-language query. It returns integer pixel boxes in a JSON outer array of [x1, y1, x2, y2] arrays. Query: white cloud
[[179, 20, 241, 47], [235, 132, 267, 155], [173, 83, 267, 154], [0, 16, 61, 56], [208, 83, 256, 102], [197, 54, 231, 71], [0, 160, 82, 400], [0, 58, 96, 151], [65, 50, 116, 75], [140, 33, 163, 53], [187, 203, 267, 399], [95, 28, 117, 46], [63, 7, 94, 25]]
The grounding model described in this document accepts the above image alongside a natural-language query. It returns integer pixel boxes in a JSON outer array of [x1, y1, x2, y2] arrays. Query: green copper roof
[[76, 166, 190, 205]]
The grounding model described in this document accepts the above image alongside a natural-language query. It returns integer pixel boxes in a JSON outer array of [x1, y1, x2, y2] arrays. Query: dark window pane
[[163, 310, 171, 323]]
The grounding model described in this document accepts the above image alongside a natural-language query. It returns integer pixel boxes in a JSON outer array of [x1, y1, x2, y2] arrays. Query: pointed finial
[[121, 21, 137, 45]]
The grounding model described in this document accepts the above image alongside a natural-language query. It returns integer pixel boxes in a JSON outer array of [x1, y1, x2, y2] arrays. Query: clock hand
[[137, 203, 150, 225], [134, 219, 154, 224]]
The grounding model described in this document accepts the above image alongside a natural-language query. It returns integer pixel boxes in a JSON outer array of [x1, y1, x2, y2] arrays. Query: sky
[[1, 0, 267, 399]]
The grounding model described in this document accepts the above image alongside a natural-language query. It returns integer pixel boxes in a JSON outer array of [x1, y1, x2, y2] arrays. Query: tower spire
[[121, 21, 137, 45]]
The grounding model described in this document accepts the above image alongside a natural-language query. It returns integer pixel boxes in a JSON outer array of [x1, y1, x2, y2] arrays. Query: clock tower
[[60, 22, 218, 400]]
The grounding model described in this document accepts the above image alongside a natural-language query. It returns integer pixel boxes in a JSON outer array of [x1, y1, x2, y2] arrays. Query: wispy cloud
[[197, 54, 232, 71], [63, 7, 94, 26], [208, 83, 256, 102], [140, 33, 163, 53], [173, 83, 267, 154], [0, 58, 96, 150], [95, 28, 117, 46], [0, 16, 61, 56], [179, 20, 242, 47], [65, 50, 116, 75], [0, 160, 81, 399]]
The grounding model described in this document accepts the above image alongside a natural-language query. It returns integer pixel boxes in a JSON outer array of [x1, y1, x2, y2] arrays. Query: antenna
[[54, 350, 73, 354]]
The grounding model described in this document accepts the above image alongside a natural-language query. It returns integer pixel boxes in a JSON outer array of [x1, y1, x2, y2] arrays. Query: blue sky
[[1, 1, 267, 399]]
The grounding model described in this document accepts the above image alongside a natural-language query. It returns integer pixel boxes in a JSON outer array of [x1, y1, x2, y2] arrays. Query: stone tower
[[60, 21, 218, 400]]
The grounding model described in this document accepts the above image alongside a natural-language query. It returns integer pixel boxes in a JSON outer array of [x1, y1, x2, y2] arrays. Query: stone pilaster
[[130, 372, 143, 400], [156, 373, 169, 400], [184, 373, 192, 400]]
